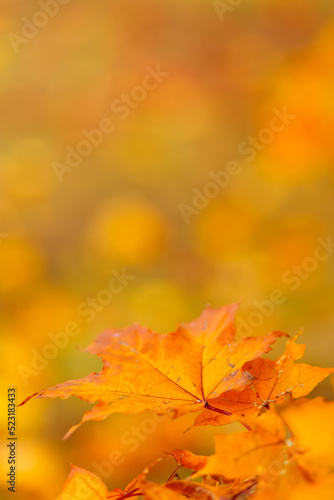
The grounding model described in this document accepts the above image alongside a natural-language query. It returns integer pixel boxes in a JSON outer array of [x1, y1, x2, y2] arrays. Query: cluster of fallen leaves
[[21, 304, 334, 499]]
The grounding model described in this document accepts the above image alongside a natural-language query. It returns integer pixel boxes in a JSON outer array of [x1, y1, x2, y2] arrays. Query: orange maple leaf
[[55, 464, 108, 500], [20, 304, 285, 438], [56, 462, 258, 500], [166, 449, 208, 472], [107, 459, 162, 499], [163, 479, 257, 499], [193, 410, 292, 481], [193, 335, 334, 428]]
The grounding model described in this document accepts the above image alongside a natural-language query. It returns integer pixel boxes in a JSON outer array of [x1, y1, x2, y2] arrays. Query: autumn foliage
[[21, 304, 334, 499]]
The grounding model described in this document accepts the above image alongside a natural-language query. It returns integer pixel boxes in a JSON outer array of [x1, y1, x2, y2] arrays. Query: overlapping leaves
[[21, 304, 290, 437], [56, 399, 334, 500], [19, 304, 334, 499]]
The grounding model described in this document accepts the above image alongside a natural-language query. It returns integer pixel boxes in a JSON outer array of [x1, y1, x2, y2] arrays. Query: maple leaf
[[248, 399, 334, 499], [55, 464, 108, 500], [193, 410, 295, 481], [163, 479, 258, 499], [252, 470, 334, 500], [20, 304, 285, 438], [282, 397, 334, 471], [167, 449, 208, 472], [139, 482, 184, 499], [193, 335, 334, 428], [165, 450, 259, 498], [56, 399, 334, 500], [107, 458, 162, 499], [56, 460, 165, 500]]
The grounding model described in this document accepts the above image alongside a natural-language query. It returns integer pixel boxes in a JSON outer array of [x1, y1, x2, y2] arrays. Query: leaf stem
[[166, 465, 180, 483], [276, 411, 295, 439], [204, 402, 233, 417], [204, 402, 252, 431]]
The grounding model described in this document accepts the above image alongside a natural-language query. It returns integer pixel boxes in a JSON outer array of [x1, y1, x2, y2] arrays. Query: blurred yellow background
[[1, 0, 334, 498]]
